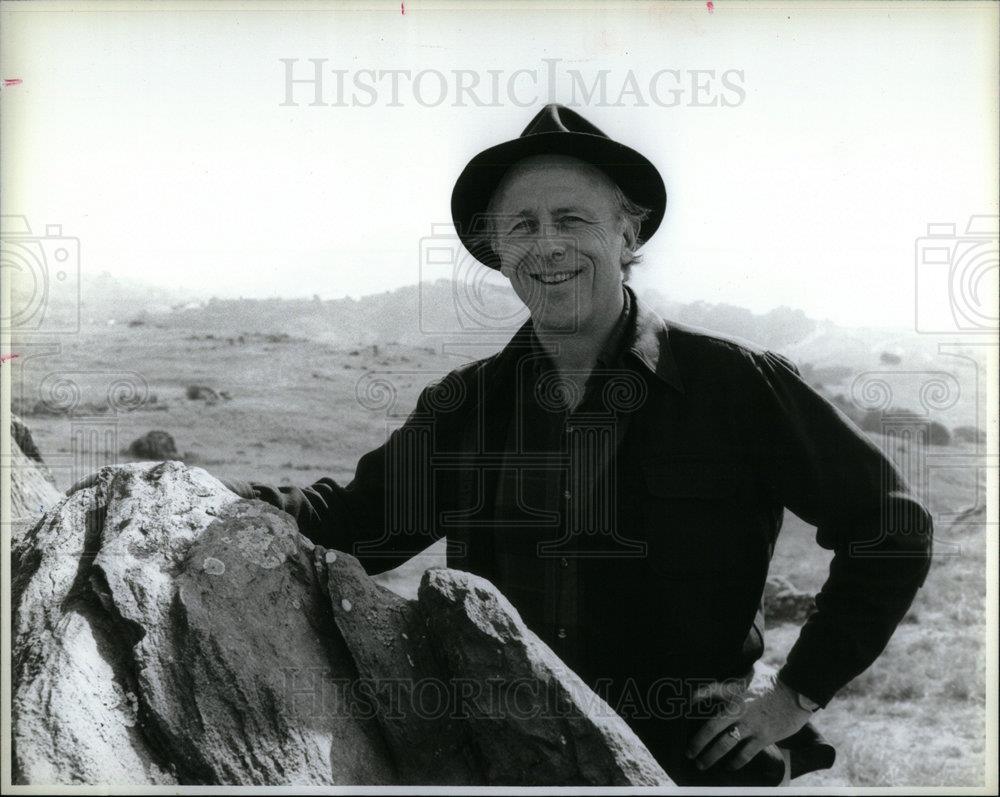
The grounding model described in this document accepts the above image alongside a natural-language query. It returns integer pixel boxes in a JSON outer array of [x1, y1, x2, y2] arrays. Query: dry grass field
[[10, 319, 990, 788]]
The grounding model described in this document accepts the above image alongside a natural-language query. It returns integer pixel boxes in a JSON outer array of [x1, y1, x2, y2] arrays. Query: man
[[215, 106, 935, 784]]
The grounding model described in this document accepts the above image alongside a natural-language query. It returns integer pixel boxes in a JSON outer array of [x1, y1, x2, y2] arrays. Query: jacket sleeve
[[747, 349, 933, 707], [233, 376, 460, 574]]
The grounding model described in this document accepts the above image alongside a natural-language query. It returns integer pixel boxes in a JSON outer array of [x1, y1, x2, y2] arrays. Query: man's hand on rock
[[685, 675, 814, 772], [218, 478, 249, 497]]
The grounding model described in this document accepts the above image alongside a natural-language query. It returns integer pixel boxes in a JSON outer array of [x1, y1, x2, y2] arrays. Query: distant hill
[[8, 270, 200, 333], [10, 271, 987, 430], [71, 275, 826, 351]]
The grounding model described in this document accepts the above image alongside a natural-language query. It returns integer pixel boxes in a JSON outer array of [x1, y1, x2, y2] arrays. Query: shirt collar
[[625, 284, 685, 393], [517, 284, 685, 394]]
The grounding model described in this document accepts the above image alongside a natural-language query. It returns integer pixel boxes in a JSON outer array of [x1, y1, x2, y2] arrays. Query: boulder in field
[[953, 425, 986, 446], [124, 430, 179, 460], [185, 385, 220, 403]]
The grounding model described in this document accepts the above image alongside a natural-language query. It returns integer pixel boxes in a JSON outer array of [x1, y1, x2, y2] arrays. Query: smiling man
[[487, 153, 642, 393], [218, 105, 934, 786]]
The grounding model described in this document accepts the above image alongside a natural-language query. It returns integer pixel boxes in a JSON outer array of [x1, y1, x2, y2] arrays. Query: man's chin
[[529, 306, 583, 334]]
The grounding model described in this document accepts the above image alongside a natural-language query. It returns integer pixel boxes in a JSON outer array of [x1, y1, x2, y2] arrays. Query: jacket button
[[560, 557, 569, 568], [563, 490, 571, 500], [557, 627, 567, 639]]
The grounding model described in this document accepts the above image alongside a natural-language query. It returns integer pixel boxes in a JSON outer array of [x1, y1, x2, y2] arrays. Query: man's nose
[[533, 230, 567, 263]]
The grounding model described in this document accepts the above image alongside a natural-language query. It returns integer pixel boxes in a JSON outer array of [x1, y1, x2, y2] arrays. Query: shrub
[[953, 425, 985, 445]]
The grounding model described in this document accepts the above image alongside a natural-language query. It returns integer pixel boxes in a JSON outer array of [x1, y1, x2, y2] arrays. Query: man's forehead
[[492, 155, 619, 212]]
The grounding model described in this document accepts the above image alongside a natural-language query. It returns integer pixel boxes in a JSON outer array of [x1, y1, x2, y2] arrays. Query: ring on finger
[[727, 725, 742, 741]]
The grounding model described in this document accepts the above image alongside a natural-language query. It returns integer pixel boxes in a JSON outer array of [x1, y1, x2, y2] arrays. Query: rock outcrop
[[11, 461, 669, 787], [9, 414, 62, 522], [419, 568, 671, 786], [12, 462, 394, 785]]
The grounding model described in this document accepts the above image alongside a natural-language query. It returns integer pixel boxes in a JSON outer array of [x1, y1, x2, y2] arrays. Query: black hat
[[450, 104, 667, 270]]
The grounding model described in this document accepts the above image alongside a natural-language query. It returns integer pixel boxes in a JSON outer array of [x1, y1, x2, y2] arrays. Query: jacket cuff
[[776, 663, 833, 710], [222, 478, 257, 500]]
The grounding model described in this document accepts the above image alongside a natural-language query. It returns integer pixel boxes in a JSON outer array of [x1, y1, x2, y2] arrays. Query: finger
[[694, 677, 749, 709], [694, 726, 743, 771], [725, 739, 765, 771], [691, 681, 727, 706], [686, 714, 733, 759]]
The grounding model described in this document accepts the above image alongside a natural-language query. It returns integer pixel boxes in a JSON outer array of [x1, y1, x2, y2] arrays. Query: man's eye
[[509, 219, 534, 234], [560, 215, 588, 225]]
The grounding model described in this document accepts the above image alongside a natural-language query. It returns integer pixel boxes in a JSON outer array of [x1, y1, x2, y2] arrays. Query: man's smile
[[527, 268, 584, 285]]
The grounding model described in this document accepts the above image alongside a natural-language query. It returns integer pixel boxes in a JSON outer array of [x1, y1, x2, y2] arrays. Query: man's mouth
[[528, 268, 583, 285]]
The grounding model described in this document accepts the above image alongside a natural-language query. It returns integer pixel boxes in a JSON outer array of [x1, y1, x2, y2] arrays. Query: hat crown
[[520, 104, 609, 139]]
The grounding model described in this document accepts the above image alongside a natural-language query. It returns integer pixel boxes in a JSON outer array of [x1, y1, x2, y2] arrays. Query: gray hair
[[481, 179, 651, 280], [614, 183, 652, 279]]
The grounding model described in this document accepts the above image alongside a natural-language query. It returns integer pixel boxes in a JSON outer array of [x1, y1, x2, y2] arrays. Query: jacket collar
[[499, 284, 685, 394], [625, 285, 685, 393]]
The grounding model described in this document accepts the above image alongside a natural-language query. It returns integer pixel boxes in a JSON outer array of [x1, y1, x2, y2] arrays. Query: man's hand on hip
[[685, 673, 814, 772]]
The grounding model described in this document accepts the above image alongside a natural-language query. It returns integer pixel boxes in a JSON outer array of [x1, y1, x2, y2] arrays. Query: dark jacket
[[236, 287, 933, 783]]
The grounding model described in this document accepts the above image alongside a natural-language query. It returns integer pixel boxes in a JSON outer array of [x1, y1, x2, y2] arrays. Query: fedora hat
[[451, 104, 667, 270]]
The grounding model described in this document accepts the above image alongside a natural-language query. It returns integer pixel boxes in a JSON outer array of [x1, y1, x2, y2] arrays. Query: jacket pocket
[[640, 456, 758, 577]]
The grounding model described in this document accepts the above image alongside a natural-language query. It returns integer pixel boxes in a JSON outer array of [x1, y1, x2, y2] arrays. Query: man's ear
[[618, 217, 632, 266]]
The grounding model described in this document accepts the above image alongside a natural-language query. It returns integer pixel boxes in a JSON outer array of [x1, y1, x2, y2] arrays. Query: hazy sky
[[2, 0, 997, 328]]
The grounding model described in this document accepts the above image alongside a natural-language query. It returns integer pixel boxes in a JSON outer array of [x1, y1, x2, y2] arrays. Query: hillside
[[11, 272, 986, 433]]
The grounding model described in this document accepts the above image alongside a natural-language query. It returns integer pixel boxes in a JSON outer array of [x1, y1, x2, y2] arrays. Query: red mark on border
[[706, 1, 714, 13], [1, 353, 19, 365], [401, 2, 405, 14], [3, 78, 23, 87]]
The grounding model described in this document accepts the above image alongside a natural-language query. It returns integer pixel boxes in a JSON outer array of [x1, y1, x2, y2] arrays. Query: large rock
[[9, 414, 61, 522], [11, 462, 395, 785], [419, 568, 670, 786], [321, 550, 479, 784], [12, 461, 669, 787]]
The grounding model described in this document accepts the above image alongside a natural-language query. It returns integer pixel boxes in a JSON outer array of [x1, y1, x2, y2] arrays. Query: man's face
[[490, 155, 627, 332]]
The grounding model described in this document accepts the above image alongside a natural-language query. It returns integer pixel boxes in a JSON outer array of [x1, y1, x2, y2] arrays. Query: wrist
[[778, 677, 821, 713]]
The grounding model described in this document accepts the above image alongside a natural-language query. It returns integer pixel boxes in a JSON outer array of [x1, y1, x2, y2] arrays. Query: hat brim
[[450, 131, 666, 270]]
